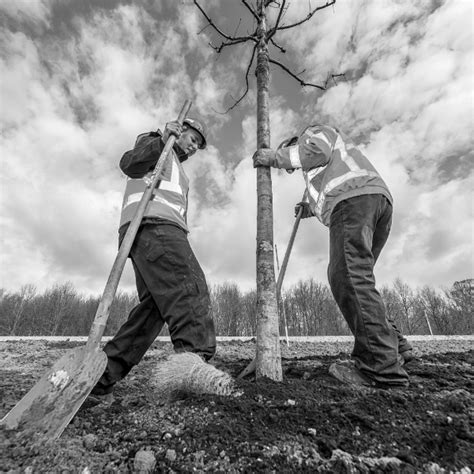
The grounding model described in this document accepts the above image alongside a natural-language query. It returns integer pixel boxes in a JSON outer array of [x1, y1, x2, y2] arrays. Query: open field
[[1, 337, 473, 473]]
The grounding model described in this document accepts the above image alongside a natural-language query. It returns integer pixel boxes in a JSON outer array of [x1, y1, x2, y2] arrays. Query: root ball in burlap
[[151, 352, 235, 399], [133, 449, 156, 473]]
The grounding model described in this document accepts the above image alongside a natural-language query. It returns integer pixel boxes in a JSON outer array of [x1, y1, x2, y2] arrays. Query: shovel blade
[[1, 345, 107, 440]]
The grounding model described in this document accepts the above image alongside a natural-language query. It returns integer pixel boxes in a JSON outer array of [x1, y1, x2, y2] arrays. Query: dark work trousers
[[94, 223, 216, 394], [328, 194, 410, 386]]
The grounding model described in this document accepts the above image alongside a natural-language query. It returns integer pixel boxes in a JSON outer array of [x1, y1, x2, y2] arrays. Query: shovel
[[1, 100, 193, 440], [238, 192, 307, 379]]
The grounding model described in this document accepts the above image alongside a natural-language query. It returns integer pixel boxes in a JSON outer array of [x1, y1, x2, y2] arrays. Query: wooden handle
[[275, 189, 307, 294]]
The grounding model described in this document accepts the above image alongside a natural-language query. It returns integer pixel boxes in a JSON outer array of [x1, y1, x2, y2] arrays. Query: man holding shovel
[[91, 118, 216, 400], [253, 124, 413, 389]]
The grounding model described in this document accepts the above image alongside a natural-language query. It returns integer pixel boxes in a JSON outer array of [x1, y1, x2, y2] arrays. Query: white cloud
[[382, 175, 473, 287], [0, 2, 196, 294], [0, 0, 53, 31], [1, 0, 472, 298]]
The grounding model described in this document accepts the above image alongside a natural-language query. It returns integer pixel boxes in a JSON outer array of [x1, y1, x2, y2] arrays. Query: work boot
[[91, 380, 115, 396], [84, 391, 115, 408], [329, 360, 408, 389], [84, 383, 115, 408], [400, 350, 416, 366], [329, 360, 376, 388]]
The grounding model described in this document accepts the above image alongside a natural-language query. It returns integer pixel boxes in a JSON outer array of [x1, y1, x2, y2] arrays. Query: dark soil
[[1, 339, 473, 473]]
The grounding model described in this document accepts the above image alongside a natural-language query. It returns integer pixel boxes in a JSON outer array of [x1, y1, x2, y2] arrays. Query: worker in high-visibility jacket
[[91, 118, 216, 400], [253, 123, 414, 388]]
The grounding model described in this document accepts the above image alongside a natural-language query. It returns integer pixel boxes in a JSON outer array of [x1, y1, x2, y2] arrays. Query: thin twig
[[266, 0, 286, 40], [276, 0, 335, 31], [324, 72, 346, 88], [269, 58, 326, 89], [197, 23, 212, 35], [193, 0, 255, 43], [241, 0, 259, 21], [233, 18, 242, 37], [210, 37, 252, 53], [270, 38, 286, 53], [218, 44, 258, 114], [226, 44, 258, 112]]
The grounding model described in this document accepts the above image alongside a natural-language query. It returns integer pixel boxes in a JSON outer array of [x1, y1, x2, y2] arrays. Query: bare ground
[[0, 338, 473, 473]]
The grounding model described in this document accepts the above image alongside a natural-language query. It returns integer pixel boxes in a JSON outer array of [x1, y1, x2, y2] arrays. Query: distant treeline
[[0, 278, 472, 337]]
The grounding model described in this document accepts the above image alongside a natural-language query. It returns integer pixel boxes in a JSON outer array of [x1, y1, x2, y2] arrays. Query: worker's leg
[[328, 194, 408, 386], [136, 224, 216, 361], [372, 207, 412, 356], [93, 229, 166, 394]]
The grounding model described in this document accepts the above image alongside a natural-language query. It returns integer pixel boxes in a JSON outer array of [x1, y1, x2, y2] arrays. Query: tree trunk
[[254, 2, 282, 381]]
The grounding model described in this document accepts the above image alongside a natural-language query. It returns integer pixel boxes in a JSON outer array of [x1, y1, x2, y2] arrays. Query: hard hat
[[277, 136, 298, 149], [183, 118, 207, 149]]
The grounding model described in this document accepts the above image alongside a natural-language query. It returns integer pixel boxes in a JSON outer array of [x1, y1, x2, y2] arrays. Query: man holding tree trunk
[[253, 123, 414, 389]]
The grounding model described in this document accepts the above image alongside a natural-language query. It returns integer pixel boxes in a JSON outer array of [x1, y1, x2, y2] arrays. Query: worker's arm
[[253, 125, 335, 172], [120, 132, 165, 178], [120, 122, 183, 178]]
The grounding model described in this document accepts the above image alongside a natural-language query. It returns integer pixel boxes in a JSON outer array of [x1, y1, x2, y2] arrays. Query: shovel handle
[[86, 100, 192, 351], [275, 190, 307, 294], [276, 207, 302, 294]]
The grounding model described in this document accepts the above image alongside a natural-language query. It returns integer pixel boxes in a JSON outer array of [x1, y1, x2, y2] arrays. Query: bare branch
[[197, 23, 212, 35], [324, 72, 346, 88], [232, 18, 243, 37], [210, 37, 252, 53], [193, 0, 256, 44], [270, 38, 286, 53], [266, 0, 286, 40], [275, 0, 336, 32], [269, 58, 326, 90], [216, 44, 258, 114], [274, 0, 286, 27], [193, 0, 343, 113], [241, 0, 259, 21]]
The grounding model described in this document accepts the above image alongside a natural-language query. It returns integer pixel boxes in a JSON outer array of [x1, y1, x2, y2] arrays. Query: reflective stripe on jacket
[[119, 132, 189, 232], [274, 124, 392, 226]]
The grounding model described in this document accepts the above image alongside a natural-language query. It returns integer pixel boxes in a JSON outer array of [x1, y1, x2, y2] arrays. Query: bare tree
[[417, 286, 446, 335], [211, 283, 244, 335], [283, 279, 347, 335], [241, 289, 258, 336], [0, 285, 37, 335], [106, 291, 139, 335], [444, 279, 473, 334], [45, 282, 77, 335], [391, 278, 418, 334], [194, 0, 339, 380]]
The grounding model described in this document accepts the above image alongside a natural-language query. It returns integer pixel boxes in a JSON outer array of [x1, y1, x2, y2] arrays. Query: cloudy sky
[[0, 0, 472, 297]]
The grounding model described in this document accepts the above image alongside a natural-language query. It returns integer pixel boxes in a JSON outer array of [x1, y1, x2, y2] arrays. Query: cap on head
[[183, 118, 207, 149], [277, 136, 298, 150]]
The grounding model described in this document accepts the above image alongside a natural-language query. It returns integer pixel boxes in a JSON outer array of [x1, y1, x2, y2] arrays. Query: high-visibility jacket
[[274, 124, 392, 226], [119, 132, 189, 232]]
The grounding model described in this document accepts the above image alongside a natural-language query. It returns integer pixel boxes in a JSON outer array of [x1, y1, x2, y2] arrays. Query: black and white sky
[[0, 0, 472, 295]]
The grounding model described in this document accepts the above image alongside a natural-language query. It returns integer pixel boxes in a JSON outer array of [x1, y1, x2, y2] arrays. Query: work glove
[[252, 148, 278, 168], [295, 201, 314, 219], [162, 120, 182, 142]]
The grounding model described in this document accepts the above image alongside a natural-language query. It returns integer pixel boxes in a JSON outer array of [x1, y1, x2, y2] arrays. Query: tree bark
[[254, 1, 282, 381]]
